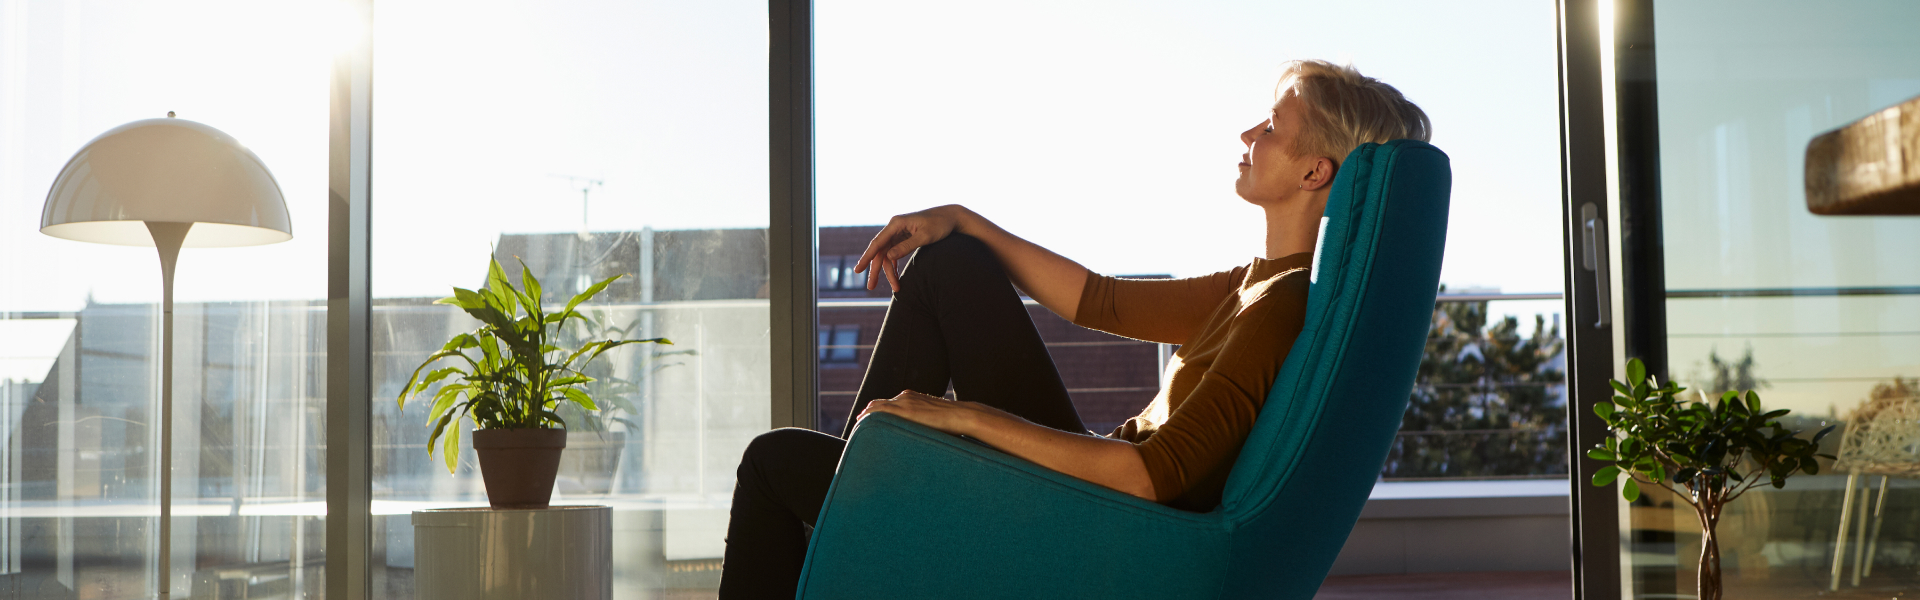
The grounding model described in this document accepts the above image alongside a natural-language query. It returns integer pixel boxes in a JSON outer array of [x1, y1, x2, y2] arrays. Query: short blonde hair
[[1276, 60, 1431, 165]]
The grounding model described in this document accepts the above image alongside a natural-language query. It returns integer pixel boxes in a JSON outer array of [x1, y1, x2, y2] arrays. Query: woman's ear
[[1300, 157, 1338, 191]]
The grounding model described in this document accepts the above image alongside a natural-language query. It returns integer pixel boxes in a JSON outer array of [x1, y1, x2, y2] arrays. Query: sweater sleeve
[[1133, 271, 1310, 509], [1072, 268, 1244, 345]]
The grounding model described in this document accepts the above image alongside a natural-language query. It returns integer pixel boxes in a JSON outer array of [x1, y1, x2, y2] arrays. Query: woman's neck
[[1262, 192, 1329, 259]]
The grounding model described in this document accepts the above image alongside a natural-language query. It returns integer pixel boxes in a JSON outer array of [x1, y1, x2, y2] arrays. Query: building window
[[819, 255, 845, 290], [820, 324, 860, 365], [838, 255, 866, 289], [819, 254, 867, 291]]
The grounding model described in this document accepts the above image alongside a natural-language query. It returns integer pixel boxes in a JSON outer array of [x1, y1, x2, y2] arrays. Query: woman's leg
[[720, 234, 1083, 598], [844, 233, 1086, 436], [717, 428, 846, 599]]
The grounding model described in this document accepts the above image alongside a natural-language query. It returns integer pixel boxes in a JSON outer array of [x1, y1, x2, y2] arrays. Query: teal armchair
[[796, 140, 1452, 599]]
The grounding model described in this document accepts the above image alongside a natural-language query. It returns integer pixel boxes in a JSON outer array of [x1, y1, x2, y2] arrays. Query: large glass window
[[367, 0, 766, 596], [816, 0, 1566, 479], [0, 2, 333, 598], [1620, 1, 1920, 597]]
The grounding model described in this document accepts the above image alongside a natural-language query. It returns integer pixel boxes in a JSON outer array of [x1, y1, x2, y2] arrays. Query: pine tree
[[1383, 297, 1568, 478]]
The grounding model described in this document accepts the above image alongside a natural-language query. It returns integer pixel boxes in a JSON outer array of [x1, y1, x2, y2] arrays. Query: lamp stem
[[146, 222, 190, 600]]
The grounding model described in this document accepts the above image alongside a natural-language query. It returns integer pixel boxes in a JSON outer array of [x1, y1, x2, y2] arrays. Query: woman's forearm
[[943, 206, 1091, 321], [957, 406, 1157, 501]]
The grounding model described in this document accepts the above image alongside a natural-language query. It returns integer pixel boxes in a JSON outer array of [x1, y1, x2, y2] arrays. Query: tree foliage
[[1588, 357, 1832, 502], [1385, 299, 1567, 478]]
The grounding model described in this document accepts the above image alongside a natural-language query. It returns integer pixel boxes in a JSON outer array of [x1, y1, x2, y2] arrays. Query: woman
[[718, 59, 1431, 598]]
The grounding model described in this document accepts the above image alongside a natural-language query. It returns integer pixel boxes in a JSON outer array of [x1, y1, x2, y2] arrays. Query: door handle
[[1580, 202, 1612, 328]]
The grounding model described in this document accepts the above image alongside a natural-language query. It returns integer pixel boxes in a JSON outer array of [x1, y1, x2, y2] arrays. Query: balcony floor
[[1316, 570, 1571, 600]]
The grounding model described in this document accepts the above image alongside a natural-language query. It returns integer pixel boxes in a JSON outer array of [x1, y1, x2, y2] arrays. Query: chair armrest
[[796, 413, 1230, 599]]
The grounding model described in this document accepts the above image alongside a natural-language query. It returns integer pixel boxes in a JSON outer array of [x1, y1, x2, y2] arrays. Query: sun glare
[[278, 0, 368, 59]]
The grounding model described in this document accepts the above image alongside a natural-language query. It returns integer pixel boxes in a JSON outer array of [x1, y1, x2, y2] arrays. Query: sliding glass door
[[1608, 1, 1920, 597]]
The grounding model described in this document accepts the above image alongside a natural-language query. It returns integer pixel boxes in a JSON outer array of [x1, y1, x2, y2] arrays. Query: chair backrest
[[1215, 140, 1451, 598]]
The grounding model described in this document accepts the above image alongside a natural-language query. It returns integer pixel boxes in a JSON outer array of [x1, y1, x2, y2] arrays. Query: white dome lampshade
[[41, 116, 292, 246]]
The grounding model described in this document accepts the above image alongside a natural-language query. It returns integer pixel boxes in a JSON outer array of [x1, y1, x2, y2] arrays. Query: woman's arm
[[856, 205, 1091, 321], [857, 390, 1157, 501]]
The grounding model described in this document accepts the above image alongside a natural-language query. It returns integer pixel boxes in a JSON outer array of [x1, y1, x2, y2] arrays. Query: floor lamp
[[39, 114, 292, 600]]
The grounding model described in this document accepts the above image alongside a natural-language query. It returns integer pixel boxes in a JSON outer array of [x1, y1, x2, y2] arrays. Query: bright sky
[[817, 0, 1565, 293], [1, 0, 1564, 317]]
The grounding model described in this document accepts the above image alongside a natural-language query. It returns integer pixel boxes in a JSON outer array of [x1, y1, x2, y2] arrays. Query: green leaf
[[1801, 457, 1821, 475], [443, 422, 462, 474], [1610, 380, 1631, 396], [427, 412, 454, 456], [561, 387, 598, 411], [1594, 402, 1616, 420], [1587, 448, 1617, 461], [439, 287, 486, 310], [427, 385, 466, 422], [519, 261, 544, 309], [420, 366, 464, 389], [1593, 465, 1622, 486], [397, 348, 479, 409], [1813, 425, 1836, 444], [563, 274, 624, 318], [1626, 358, 1646, 386], [444, 332, 480, 352], [1623, 478, 1641, 502]]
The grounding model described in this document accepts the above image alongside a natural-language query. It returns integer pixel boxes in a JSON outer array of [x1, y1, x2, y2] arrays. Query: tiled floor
[[1315, 570, 1572, 600]]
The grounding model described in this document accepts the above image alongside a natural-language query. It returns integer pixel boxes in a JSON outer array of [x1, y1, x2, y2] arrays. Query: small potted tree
[[1589, 358, 1834, 600], [398, 256, 669, 508]]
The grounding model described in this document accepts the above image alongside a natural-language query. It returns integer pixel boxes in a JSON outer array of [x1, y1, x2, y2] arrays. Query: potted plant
[[1589, 358, 1834, 600], [397, 256, 669, 508]]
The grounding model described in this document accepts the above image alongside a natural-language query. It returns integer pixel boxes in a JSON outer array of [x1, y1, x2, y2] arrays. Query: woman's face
[[1235, 95, 1314, 205]]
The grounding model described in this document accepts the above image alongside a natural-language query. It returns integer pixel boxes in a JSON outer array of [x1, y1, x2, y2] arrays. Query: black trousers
[[717, 234, 1086, 599]]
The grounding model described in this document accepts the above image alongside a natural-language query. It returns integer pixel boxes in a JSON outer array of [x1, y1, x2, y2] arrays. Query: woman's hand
[[858, 390, 1158, 501], [856, 390, 1004, 436], [854, 205, 967, 291]]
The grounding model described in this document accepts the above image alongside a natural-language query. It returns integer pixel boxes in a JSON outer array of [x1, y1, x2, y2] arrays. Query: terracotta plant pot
[[471, 428, 568, 509]]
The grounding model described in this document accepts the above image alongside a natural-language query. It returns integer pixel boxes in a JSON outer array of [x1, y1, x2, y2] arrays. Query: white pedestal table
[[412, 505, 612, 600]]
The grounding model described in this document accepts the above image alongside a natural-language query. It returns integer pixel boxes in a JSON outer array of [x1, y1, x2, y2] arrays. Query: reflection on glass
[[1628, 1, 1920, 597], [369, 0, 767, 597], [1, 1, 332, 598]]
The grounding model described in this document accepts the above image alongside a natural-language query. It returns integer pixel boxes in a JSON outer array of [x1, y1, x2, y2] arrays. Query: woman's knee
[[742, 428, 812, 466], [903, 233, 1004, 283], [738, 428, 839, 477]]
